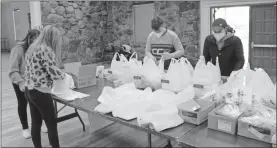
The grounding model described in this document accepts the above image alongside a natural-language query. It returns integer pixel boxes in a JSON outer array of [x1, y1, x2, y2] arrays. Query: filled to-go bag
[[122, 52, 143, 84], [139, 56, 164, 90], [248, 68, 276, 108], [161, 58, 192, 93], [107, 53, 127, 81], [193, 56, 221, 98]]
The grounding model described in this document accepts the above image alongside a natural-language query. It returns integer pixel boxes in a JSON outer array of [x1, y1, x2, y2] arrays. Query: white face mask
[[213, 30, 226, 41], [154, 28, 165, 38]]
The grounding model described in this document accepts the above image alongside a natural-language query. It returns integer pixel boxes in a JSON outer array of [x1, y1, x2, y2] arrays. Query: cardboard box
[[178, 99, 216, 125], [208, 104, 242, 135], [208, 104, 243, 135], [64, 62, 97, 88], [237, 114, 276, 144]]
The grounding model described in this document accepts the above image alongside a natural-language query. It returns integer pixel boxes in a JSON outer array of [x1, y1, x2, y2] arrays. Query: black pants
[[12, 83, 29, 130], [25, 88, 60, 148]]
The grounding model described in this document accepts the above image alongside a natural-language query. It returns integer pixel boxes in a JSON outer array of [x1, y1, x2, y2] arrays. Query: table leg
[[75, 109, 85, 132], [148, 133, 152, 148]]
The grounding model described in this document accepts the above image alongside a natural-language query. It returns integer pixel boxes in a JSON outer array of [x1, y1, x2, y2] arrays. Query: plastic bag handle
[[112, 52, 120, 61], [171, 58, 177, 64], [120, 54, 129, 63], [129, 52, 138, 60]]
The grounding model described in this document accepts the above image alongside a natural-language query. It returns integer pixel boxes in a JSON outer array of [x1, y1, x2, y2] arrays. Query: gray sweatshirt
[[8, 44, 26, 88]]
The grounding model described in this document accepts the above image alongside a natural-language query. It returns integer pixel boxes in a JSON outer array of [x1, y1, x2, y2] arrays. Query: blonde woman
[[24, 25, 65, 148]]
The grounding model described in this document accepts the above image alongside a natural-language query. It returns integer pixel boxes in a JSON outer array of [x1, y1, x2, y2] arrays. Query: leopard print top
[[25, 45, 65, 91]]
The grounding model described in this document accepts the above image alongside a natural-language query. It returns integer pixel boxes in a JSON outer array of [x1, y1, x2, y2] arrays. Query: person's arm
[[203, 37, 211, 63], [8, 46, 25, 88], [171, 33, 184, 58], [233, 37, 245, 70], [145, 33, 156, 61], [41, 47, 66, 81]]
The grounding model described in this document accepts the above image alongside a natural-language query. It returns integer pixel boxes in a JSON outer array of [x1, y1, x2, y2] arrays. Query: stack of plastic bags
[[95, 81, 196, 131], [105, 52, 165, 90], [213, 63, 276, 127], [137, 86, 195, 132], [94, 83, 151, 120], [161, 57, 193, 93]]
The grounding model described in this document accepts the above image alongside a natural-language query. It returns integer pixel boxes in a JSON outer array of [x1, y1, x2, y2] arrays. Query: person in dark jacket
[[203, 18, 245, 76]]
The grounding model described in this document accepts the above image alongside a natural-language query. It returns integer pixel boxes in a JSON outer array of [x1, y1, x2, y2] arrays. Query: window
[[133, 3, 154, 43]]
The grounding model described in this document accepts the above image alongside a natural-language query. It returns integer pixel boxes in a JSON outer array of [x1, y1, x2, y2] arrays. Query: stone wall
[[41, 1, 108, 64], [41, 1, 200, 63], [110, 1, 200, 60]]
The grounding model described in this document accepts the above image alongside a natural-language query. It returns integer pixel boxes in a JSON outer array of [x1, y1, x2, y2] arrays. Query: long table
[[52, 78, 273, 147], [177, 122, 272, 147], [52, 79, 196, 147]]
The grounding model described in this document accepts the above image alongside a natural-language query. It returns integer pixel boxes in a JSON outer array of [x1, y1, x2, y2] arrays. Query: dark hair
[[20, 29, 40, 53], [226, 25, 236, 33], [151, 16, 164, 31]]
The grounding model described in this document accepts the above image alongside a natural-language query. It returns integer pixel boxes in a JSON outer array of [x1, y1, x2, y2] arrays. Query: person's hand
[[66, 73, 75, 89], [162, 52, 173, 60], [19, 84, 25, 92]]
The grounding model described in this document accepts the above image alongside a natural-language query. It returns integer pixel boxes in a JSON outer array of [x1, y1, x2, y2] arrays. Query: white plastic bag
[[180, 57, 194, 76], [248, 68, 276, 107], [162, 58, 192, 93], [193, 56, 220, 98], [141, 57, 164, 90], [108, 53, 127, 80], [122, 52, 143, 83], [94, 103, 112, 114], [137, 106, 183, 132], [52, 73, 75, 94]]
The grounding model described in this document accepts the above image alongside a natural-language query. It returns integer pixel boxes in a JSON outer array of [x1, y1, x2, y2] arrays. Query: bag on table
[[180, 57, 194, 76], [248, 68, 276, 108], [162, 58, 192, 93], [137, 106, 183, 132], [122, 52, 143, 84], [193, 56, 220, 98], [139, 57, 164, 90], [95, 83, 138, 112], [111, 85, 153, 120], [107, 53, 128, 81]]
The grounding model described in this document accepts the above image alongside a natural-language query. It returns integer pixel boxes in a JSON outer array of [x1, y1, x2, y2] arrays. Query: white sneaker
[[22, 129, 31, 139], [41, 123, 48, 133]]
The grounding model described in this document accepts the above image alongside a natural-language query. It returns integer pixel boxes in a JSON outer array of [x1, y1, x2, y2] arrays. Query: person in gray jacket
[[8, 29, 41, 138]]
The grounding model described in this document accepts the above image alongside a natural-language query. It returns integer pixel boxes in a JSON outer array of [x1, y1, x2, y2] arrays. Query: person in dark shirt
[[203, 18, 245, 76]]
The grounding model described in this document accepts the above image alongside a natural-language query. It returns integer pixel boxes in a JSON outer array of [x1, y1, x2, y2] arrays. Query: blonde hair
[[27, 25, 63, 68]]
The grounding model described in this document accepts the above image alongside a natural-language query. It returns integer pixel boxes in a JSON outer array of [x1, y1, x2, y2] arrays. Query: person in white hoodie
[[9, 29, 49, 139]]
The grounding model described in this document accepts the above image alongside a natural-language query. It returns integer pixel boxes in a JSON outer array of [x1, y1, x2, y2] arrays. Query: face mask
[[213, 30, 226, 41], [154, 28, 165, 38]]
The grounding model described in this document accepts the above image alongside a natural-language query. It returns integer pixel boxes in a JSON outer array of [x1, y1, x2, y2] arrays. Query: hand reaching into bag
[[65, 73, 75, 89], [162, 52, 172, 61]]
